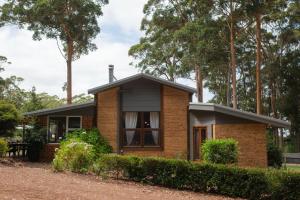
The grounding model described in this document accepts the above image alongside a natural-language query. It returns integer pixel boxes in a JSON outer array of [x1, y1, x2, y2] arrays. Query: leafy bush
[[93, 154, 273, 199], [66, 128, 112, 155], [0, 138, 9, 157], [53, 139, 94, 173], [267, 142, 283, 168], [0, 100, 20, 136], [92, 154, 300, 200], [25, 125, 47, 162], [202, 139, 238, 164], [270, 172, 300, 200]]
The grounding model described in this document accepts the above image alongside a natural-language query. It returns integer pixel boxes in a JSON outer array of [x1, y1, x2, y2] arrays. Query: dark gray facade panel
[[215, 112, 254, 124], [190, 111, 216, 125], [121, 79, 161, 112]]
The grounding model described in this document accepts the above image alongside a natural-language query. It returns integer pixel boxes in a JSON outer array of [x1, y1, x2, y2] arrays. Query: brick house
[[25, 69, 290, 167]]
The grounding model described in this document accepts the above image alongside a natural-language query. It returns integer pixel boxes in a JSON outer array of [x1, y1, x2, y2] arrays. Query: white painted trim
[[66, 116, 82, 133], [47, 115, 82, 143]]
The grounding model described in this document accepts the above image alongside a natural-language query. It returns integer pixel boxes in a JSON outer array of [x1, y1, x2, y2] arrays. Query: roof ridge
[[88, 73, 196, 94]]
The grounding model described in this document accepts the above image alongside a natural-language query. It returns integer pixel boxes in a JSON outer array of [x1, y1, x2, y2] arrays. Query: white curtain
[[125, 112, 138, 145], [150, 112, 159, 145]]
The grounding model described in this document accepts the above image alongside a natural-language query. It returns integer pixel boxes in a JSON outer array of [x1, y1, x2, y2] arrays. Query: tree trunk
[[67, 38, 73, 104], [195, 65, 203, 103], [230, 0, 237, 109], [226, 63, 231, 107], [255, 12, 262, 114]]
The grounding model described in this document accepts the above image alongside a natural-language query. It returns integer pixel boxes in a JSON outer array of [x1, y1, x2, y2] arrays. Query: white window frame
[[47, 115, 82, 143], [66, 116, 82, 133]]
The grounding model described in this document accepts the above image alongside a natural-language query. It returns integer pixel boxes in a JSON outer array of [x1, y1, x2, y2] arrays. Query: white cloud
[[0, 0, 212, 103], [101, 0, 147, 34]]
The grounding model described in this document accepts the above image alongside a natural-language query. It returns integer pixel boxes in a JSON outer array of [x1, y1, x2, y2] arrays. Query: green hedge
[[93, 154, 300, 200], [202, 139, 238, 164]]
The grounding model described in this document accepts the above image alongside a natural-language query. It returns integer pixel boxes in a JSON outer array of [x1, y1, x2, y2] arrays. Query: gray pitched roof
[[88, 73, 196, 94], [24, 101, 95, 116], [189, 103, 291, 128]]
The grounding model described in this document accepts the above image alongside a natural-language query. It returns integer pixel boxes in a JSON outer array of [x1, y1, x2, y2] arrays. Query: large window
[[122, 112, 160, 148], [48, 116, 82, 143]]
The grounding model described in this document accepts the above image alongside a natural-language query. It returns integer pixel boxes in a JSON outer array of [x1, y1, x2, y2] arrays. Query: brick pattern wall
[[39, 143, 60, 162], [97, 88, 119, 151], [122, 86, 190, 159], [214, 123, 267, 168], [162, 86, 189, 158], [36, 116, 47, 128], [82, 115, 94, 129]]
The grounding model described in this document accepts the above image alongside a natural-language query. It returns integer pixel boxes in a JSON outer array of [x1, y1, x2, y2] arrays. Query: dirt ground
[[0, 162, 241, 200]]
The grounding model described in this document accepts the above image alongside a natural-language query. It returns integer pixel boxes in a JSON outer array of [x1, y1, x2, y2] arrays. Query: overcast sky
[[0, 0, 212, 102]]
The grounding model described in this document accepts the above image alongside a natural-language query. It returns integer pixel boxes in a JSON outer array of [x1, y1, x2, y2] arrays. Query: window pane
[[48, 117, 66, 143], [124, 130, 141, 146], [123, 112, 141, 128], [68, 117, 81, 129], [143, 112, 151, 128], [144, 130, 159, 146]]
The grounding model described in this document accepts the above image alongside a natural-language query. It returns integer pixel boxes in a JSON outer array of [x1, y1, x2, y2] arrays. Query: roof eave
[[24, 101, 95, 116], [88, 73, 196, 94], [189, 103, 291, 128]]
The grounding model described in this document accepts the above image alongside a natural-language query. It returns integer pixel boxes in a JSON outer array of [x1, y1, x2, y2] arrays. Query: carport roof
[[189, 103, 291, 128], [24, 101, 95, 116]]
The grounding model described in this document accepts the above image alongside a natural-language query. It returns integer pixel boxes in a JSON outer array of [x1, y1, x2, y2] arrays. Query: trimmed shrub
[[52, 139, 94, 173], [66, 128, 112, 155], [269, 171, 300, 200], [267, 142, 283, 168], [93, 154, 271, 199], [0, 138, 9, 157], [202, 139, 238, 164]]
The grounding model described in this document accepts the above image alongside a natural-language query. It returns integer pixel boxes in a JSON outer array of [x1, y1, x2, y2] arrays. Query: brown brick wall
[[123, 86, 190, 159], [97, 88, 119, 151], [82, 115, 94, 129], [162, 86, 189, 158], [40, 143, 59, 162], [214, 123, 267, 168], [36, 116, 47, 128]]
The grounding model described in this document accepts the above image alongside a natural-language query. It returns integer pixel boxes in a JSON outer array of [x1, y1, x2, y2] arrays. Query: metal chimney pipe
[[109, 65, 114, 83]]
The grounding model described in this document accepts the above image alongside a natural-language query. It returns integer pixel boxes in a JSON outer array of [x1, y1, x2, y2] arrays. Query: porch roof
[[24, 101, 95, 116], [189, 103, 291, 128], [88, 73, 196, 94]]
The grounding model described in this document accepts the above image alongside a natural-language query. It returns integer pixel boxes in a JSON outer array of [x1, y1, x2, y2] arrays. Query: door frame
[[193, 126, 207, 160]]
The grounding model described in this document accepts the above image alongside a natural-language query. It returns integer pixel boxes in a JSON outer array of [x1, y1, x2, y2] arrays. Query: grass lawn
[[285, 164, 300, 172]]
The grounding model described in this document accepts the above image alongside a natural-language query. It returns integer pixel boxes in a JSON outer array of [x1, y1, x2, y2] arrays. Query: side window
[[68, 117, 81, 132]]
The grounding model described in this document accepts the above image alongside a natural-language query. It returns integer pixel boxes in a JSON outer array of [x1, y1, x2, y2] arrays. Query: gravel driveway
[[0, 162, 240, 200]]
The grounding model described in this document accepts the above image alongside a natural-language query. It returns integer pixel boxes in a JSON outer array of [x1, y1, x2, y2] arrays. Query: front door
[[193, 127, 207, 160]]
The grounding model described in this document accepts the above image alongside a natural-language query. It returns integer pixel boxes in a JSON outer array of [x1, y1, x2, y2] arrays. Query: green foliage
[[0, 100, 20, 136], [1, 0, 108, 60], [0, 138, 9, 157], [24, 124, 47, 162], [53, 140, 94, 173], [202, 139, 238, 165], [52, 128, 112, 172], [267, 142, 283, 168], [267, 171, 300, 200], [93, 154, 300, 199], [66, 128, 112, 155]]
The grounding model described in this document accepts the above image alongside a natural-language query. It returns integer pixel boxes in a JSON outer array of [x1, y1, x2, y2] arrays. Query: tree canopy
[[1, 0, 108, 104]]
